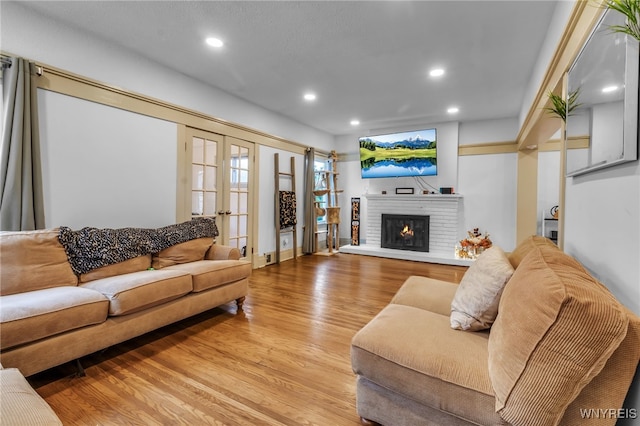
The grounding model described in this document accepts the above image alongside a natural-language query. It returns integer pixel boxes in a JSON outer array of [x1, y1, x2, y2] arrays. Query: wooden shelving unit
[[313, 151, 341, 255], [275, 153, 297, 263]]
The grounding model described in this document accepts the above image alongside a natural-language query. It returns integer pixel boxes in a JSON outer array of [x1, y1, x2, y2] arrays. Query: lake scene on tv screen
[[359, 129, 437, 178]]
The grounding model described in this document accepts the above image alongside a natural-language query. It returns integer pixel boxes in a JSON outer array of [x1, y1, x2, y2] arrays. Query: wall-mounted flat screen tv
[[359, 128, 437, 178]]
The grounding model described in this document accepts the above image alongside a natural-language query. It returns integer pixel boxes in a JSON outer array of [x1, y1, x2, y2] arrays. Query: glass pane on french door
[[186, 129, 253, 262], [225, 137, 253, 259], [189, 130, 223, 224]]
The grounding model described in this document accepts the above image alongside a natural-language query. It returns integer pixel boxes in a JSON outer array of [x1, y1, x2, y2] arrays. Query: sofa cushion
[[80, 270, 193, 316], [507, 234, 559, 269], [152, 237, 214, 269], [0, 368, 62, 425], [390, 275, 458, 317], [0, 286, 109, 349], [0, 229, 77, 296], [450, 246, 514, 331], [351, 304, 502, 425], [162, 260, 252, 292], [205, 244, 241, 261], [488, 245, 629, 426], [80, 254, 152, 283]]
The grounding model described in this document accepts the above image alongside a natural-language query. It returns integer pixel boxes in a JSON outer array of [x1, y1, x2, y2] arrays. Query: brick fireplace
[[340, 194, 470, 266], [381, 214, 430, 252]]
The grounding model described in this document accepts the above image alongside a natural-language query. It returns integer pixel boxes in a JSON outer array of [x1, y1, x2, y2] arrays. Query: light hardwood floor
[[29, 253, 467, 426]]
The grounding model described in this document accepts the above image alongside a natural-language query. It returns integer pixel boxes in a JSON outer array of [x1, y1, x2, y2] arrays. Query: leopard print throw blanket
[[58, 217, 219, 275]]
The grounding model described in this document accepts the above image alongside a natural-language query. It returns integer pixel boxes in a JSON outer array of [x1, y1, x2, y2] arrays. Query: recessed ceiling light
[[429, 68, 445, 77], [350, 119, 360, 126], [602, 85, 619, 93], [303, 93, 317, 101], [447, 106, 459, 114], [205, 37, 224, 48]]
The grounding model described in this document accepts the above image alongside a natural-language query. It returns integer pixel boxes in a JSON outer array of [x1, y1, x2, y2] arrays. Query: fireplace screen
[[381, 214, 430, 252]]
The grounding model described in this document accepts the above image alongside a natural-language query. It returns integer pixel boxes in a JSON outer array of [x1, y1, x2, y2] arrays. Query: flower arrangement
[[455, 228, 492, 259]]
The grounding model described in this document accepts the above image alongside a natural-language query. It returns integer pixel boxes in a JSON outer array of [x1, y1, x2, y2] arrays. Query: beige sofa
[[0, 362, 63, 425], [0, 224, 251, 378], [352, 236, 640, 426]]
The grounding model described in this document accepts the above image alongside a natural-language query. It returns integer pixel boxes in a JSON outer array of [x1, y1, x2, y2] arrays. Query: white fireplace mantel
[[340, 194, 472, 266]]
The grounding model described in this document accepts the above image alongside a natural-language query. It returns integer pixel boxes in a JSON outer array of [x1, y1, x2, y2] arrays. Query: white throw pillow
[[450, 246, 514, 331]]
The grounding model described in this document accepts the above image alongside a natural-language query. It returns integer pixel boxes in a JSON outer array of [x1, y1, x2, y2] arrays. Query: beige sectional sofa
[[0, 362, 63, 425], [0, 223, 251, 378], [352, 236, 640, 426]]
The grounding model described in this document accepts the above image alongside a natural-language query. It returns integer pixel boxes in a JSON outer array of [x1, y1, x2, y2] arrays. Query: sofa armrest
[[205, 244, 241, 261]]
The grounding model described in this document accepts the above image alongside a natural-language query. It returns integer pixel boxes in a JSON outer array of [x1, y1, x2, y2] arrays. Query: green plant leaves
[[605, 0, 640, 41], [544, 90, 581, 122]]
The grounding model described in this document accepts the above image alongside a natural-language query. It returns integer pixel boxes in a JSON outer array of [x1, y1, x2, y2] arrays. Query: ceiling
[[19, 1, 559, 136]]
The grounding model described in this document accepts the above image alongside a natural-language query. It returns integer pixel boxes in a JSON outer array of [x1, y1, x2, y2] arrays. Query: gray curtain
[[0, 57, 45, 231], [302, 147, 316, 254]]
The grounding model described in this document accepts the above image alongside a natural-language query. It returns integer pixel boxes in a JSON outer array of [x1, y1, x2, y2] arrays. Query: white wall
[[537, 150, 561, 236], [257, 145, 305, 257], [457, 153, 518, 251], [458, 118, 520, 250], [459, 117, 519, 145], [38, 90, 177, 229], [564, 162, 640, 314]]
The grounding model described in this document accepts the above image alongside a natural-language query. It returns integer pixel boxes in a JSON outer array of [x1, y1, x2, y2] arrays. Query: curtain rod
[[1, 55, 12, 69], [0, 56, 42, 75]]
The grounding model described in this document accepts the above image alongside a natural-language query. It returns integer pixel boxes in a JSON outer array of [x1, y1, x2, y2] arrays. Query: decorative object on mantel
[[395, 187, 414, 195], [455, 228, 493, 260], [550, 205, 559, 219]]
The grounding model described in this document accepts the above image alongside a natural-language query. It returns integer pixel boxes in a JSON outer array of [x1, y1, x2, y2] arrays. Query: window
[[314, 158, 328, 224]]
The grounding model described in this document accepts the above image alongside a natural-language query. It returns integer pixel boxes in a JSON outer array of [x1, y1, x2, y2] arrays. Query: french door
[[185, 127, 254, 262]]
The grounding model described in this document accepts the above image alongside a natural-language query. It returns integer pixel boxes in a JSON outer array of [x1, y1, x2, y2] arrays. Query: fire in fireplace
[[381, 214, 430, 252], [400, 225, 414, 239]]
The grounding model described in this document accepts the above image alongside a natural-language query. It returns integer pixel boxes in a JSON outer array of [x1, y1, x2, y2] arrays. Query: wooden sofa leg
[[75, 359, 86, 377], [235, 296, 246, 310], [360, 417, 381, 426]]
